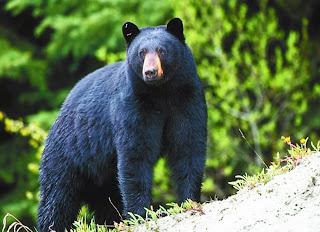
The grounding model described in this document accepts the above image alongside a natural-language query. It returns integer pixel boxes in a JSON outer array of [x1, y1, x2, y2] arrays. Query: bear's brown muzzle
[[142, 53, 163, 82]]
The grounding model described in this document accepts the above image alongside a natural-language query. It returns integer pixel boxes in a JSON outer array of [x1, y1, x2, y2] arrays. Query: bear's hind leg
[[89, 196, 122, 225], [38, 165, 85, 232], [86, 179, 123, 225], [38, 186, 82, 232]]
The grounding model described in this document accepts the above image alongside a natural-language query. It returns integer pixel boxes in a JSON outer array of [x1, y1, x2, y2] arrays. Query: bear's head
[[122, 18, 186, 85]]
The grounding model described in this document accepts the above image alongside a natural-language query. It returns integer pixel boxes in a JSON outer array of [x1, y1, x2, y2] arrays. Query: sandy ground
[[133, 152, 320, 232]]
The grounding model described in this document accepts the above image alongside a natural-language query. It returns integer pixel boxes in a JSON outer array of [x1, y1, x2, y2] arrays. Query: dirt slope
[[134, 153, 320, 232]]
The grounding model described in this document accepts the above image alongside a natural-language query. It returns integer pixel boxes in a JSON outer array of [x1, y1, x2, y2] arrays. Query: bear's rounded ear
[[166, 18, 185, 43], [122, 22, 140, 44]]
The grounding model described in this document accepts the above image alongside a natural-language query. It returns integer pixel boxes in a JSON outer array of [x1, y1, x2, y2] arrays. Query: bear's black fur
[[37, 18, 207, 232]]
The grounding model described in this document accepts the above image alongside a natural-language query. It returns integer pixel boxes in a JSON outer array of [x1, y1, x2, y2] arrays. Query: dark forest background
[[0, 0, 320, 228]]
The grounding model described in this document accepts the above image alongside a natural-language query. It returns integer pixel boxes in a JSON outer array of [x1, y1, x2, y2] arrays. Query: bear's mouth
[[143, 72, 164, 82], [143, 74, 166, 85]]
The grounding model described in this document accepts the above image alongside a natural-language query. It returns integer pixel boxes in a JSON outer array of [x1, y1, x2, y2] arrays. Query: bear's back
[[42, 61, 125, 178], [65, 61, 125, 109]]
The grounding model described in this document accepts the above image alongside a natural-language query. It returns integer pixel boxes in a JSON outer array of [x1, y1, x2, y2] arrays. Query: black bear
[[37, 18, 207, 232]]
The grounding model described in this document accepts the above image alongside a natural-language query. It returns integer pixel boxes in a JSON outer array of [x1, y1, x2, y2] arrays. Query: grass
[[2, 213, 34, 232], [124, 199, 203, 227], [1, 199, 203, 232], [228, 136, 320, 190], [70, 218, 113, 232]]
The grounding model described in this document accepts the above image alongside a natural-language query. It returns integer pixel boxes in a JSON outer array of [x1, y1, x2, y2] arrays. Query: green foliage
[[26, 110, 59, 130], [152, 158, 175, 203], [5, 0, 172, 60], [0, 36, 47, 91], [174, 0, 319, 197], [0, 112, 46, 223]]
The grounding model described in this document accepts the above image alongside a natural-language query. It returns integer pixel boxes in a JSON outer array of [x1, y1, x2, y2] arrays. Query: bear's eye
[[157, 48, 166, 56], [139, 49, 147, 58]]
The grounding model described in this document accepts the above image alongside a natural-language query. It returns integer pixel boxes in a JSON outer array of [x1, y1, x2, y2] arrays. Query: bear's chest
[[136, 84, 194, 115], [137, 93, 188, 117]]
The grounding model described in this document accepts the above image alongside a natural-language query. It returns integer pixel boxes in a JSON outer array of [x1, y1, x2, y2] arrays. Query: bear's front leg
[[168, 151, 206, 203], [167, 111, 207, 203], [114, 114, 163, 218]]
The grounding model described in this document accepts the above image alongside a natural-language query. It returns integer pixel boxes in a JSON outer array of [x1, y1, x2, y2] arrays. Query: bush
[[174, 0, 319, 197]]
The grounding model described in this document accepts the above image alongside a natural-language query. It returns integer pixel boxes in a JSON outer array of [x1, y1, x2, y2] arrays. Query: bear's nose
[[144, 68, 158, 80]]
